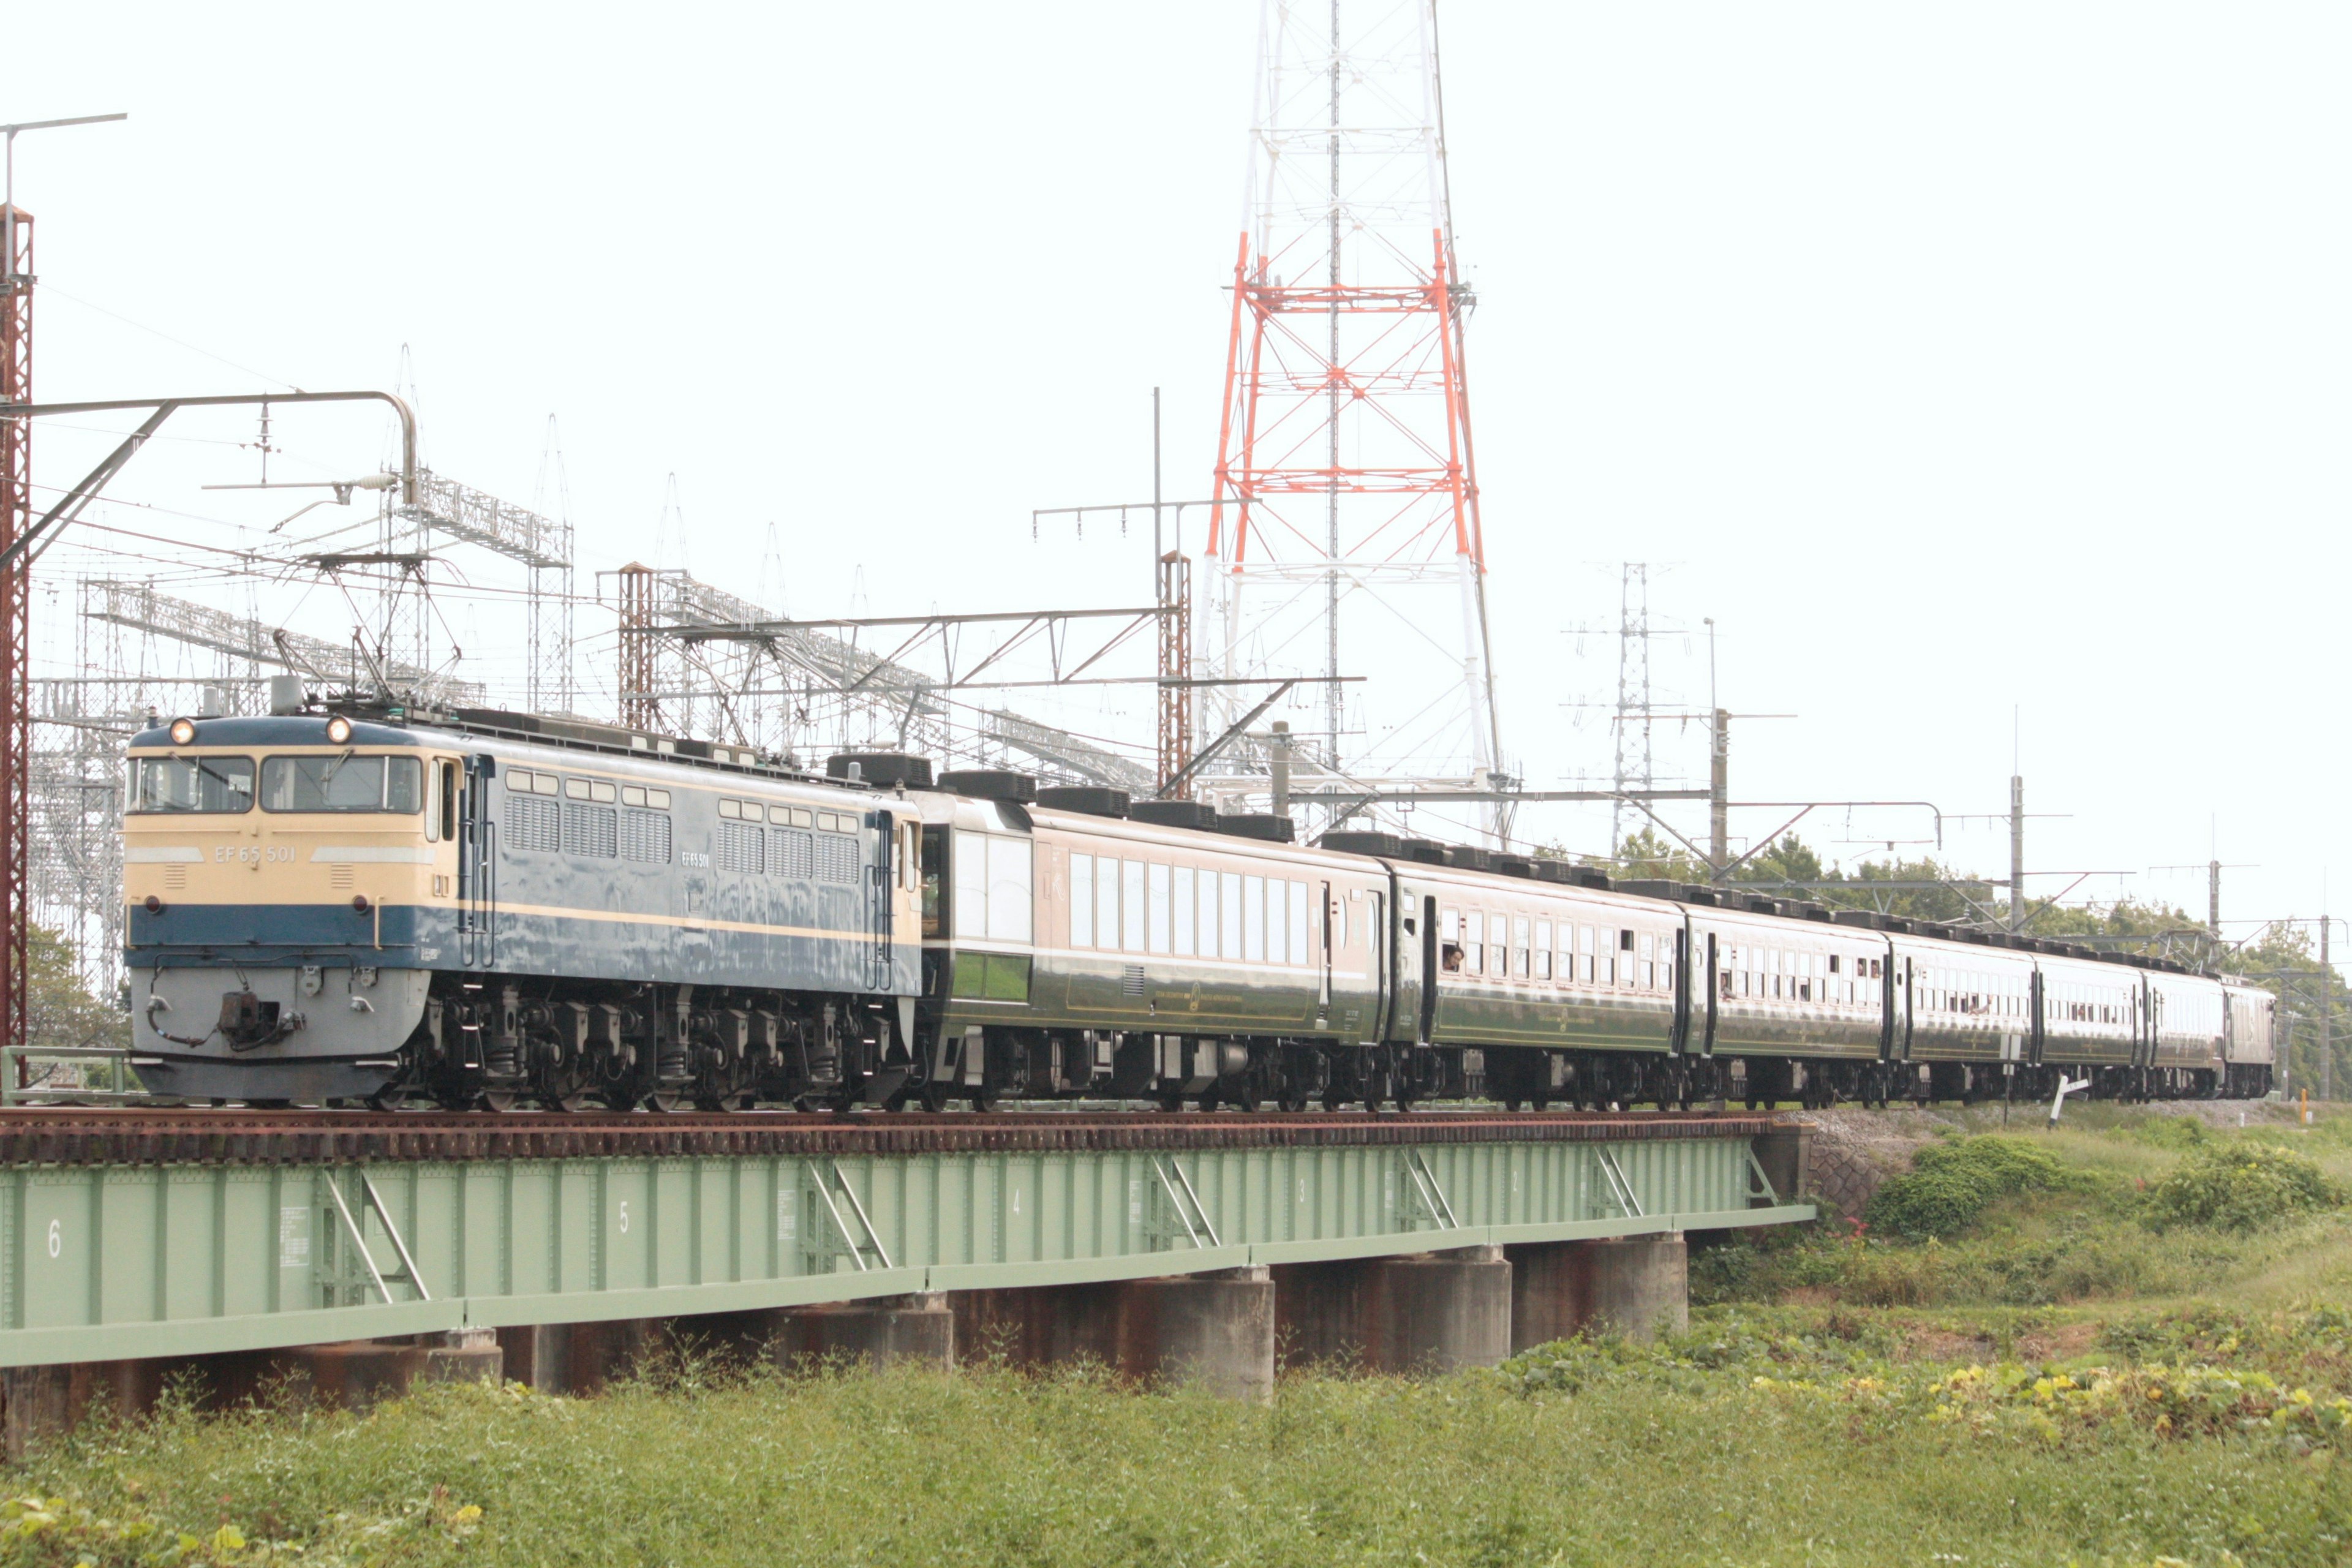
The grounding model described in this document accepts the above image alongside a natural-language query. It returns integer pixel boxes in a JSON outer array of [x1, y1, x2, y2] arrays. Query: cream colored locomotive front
[[125, 736, 467, 1087]]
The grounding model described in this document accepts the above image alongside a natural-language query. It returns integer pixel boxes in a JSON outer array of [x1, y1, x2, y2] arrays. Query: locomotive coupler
[[218, 989, 304, 1050]]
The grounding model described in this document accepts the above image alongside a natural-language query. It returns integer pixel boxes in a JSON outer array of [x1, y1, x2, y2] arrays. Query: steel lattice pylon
[[1, 202, 31, 1061], [1205, 0, 1502, 839]]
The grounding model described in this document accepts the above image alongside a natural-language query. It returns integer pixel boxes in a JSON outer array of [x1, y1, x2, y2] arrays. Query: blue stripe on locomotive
[[128, 902, 910, 994]]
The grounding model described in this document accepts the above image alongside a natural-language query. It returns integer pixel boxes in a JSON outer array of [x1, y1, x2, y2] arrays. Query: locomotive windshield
[[259, 753, 423, 813], [130, 755, 255, 813]]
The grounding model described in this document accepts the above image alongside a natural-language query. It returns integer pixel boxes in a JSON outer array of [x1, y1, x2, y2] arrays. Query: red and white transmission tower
[[1206, 0, 1501, 837]]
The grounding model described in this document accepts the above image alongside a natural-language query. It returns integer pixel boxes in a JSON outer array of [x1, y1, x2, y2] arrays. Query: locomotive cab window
[[131, 754, 255, 814], [260, 754, 421, 813]]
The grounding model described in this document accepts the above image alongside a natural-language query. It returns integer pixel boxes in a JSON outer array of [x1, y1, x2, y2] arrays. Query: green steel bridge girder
[[0, 1131, 1811, 1368]]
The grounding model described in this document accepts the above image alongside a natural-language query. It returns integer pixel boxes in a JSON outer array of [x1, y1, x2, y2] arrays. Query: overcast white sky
[[12, 2, 2348, 945]]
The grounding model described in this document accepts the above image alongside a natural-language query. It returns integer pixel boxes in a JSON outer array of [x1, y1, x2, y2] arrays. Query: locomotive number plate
[[214, 846, 298, 865]]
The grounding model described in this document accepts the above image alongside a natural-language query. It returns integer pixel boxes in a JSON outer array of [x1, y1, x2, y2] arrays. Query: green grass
[[7, 1349, 2350, 1567], [9, 1110, 2352, 1567]]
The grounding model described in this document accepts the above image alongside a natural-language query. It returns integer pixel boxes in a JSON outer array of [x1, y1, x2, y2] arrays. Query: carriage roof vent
[[1215, 812, 1295, 843], [1319, 830, 1403, 857], [1831, 909, 1887, 929], [1490, 853, 1536, 878], [1442, 846, 1494, 872], [936, 769, 1037, 804], [1035, 786, 1129, 819], [1528, 859, 1575, 884], [1615, 878, 1679, 900], [1396, 838, 1451, 865], [1675, 884, 1722, 905], [1128, 800, 1219, 831], [827, 752, 933, 790]]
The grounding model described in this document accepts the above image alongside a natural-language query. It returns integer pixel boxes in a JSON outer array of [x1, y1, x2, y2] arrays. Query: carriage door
[[2027, 970, 2046, 1065], [1386, 884, 1419, 1044], [1317, 881, 1334, 1019], [865, 810, 894, 993], [458, 754, 498, 967], [1893, 957, 1913, 1061], [1672, 924, 1694, 1054], [1418, 894, 1440, 1042], [1702, 932, 1719, 1055]]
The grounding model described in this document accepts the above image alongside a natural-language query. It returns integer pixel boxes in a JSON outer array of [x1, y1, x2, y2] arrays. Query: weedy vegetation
[[4, 1107, 2350, 1567]]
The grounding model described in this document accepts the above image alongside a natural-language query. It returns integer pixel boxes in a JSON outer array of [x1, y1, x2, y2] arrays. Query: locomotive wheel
[[970, 1087, 1001, 1113], [1278, 1088, 1308, 1113], [1197, 1085, 1221, 1113], [919, 1082, 957, 1113], [646, 1088, 693, 1114], [1232, 1080, 1262, 1114], [480, 1088, 528, 1114], [1155, 1091, 1184, 1112], [1321, 1088, 1346, 1113], [1502, 1097, 1525, 1112]]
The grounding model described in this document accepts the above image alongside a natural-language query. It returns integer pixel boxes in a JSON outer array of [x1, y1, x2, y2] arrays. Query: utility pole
[[2009, 774, 2026, 932], [1709, 709, 1730, 873], [1270, 719, 1291, 817], [2323, 912, 2334, 1102]]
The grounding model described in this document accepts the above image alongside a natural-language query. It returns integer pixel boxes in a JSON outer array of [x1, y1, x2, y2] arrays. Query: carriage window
[[1465, 911, 1485, 974], [950, 831, 1035, 941], [132, 754, 255, 814], [1174, 867, 1196, 956], [1221, 869, 1243, 960], [1199, 869, 1220, 957], [1071, 853, 1095, 947], [1121, 858, 1147, 953], [1243, 875, 1266, 962], [1098, 856, 1123, 949], [1289, 881, 1311, 967], [955, 832, 988, 938], [1638, 931, 1654, 989], [988, 835, 1033, 942], [1536, 919, 1553, 980], [1265, 878, 1287, 965], [1440, 907, 1464, 973], [1148, 862, 1172, 954], [1515, 916, 1532, 978], [1580, 925, 1597, 983], [261, 754, 421, 813]]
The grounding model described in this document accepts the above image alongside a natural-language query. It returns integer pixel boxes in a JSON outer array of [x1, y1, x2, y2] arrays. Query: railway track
[[0, 1104, 1785, 1166]]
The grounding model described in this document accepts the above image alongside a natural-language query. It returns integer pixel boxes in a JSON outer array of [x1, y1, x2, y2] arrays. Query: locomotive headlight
[[167, 717, 197, 745], [324, 715, 353, 744]]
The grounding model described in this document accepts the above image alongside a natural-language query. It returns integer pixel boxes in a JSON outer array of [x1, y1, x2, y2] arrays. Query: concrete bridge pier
[[767, 1293, 956, 1373], [948, 1268, 1275, 1400], [1507, 1232, 1688, 1351], [497, 1319, 662, 1394], [1272, 1244, 1512, 1373]]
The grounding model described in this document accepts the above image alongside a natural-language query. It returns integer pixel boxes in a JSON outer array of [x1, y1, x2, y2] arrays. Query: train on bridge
[[119, 703, 2274, 1112]]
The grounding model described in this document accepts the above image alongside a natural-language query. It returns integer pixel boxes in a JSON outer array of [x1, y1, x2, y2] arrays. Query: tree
[[26, 924, 128, 1053]]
